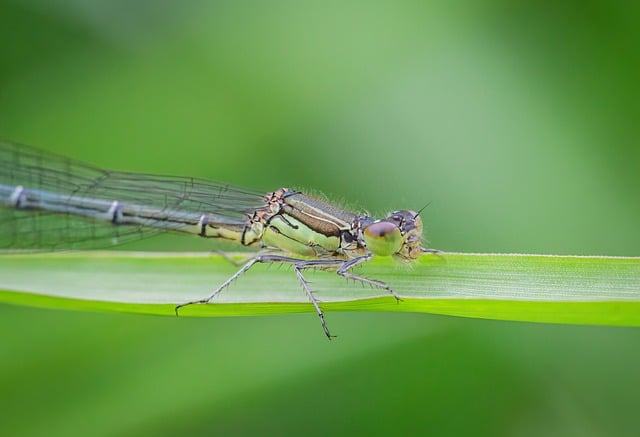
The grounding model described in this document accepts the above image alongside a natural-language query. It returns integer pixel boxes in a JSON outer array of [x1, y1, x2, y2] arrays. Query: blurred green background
[[1, 1, 639, 435]]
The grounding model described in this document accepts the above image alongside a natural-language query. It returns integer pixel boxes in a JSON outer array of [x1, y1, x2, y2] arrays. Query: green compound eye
[[363, 221, 403, 256]]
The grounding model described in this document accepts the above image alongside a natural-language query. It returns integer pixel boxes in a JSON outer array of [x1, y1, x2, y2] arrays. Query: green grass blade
[[0, 251, 638, 326]]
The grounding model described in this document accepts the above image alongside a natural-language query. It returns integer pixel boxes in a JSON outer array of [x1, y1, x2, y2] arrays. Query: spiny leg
[[293, 265, 336, 339], [293, 256, 402, 329], [175, 254, 339, 338], [175, 257, 257, 314], [295, 258, 375, 339], [294, 257, 403, 337], [175, 254, 309, 315], [336, 255, 402, 301]]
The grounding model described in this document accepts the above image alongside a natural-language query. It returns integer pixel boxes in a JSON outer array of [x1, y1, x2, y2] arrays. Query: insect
[[0, 140, 435, 338]]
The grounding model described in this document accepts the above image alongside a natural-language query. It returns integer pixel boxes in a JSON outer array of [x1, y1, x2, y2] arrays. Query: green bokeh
[[1, 1, 638, 435]]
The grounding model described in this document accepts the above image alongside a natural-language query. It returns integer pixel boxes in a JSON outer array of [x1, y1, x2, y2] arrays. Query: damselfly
[[0, 140, 435, 338]]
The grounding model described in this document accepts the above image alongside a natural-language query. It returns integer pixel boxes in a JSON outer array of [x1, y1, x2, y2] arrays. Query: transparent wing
[[0, 140, 267, 250], [0, 209, 159, 250]]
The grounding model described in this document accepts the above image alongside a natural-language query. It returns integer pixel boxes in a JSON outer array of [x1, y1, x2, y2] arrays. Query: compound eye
[[363, 221, 403, 256]]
